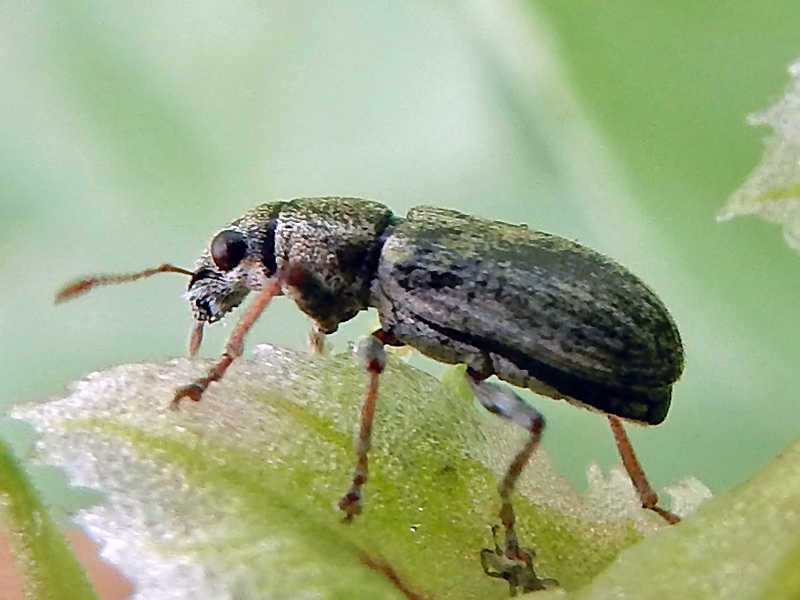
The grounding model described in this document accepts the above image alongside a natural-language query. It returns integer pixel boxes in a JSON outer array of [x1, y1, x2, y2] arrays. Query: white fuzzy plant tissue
[[10, 343, 708, 600], [720, 57, 800, 250]]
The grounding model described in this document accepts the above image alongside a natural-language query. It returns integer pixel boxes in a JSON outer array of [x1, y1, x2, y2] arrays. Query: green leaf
[[11, 345, 649, 599], [720, 57, 800, 251], [0, 436, 100, 600], [561, 434, 800, 600], [13, 344, 800, 599]]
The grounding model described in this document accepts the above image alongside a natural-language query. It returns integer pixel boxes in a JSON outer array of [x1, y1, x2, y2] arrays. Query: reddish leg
[[481, 525, 558, 595], [172, 276, 283, 406], [466, 369, 545, 561], [608, 415, 680, 524], [338, 331, 390, 521], [467, 369, 554, 594]]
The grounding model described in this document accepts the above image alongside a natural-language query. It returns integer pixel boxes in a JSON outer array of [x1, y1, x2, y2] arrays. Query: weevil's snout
[[186, 267, 249, 323], [185, 228, 259, 322]]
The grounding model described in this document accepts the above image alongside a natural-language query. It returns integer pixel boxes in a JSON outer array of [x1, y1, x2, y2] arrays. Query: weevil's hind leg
[[172, 276, 283, 407], [466, 368, 545, 561], [608, 415, 681, 524], [480, 526, 558, 595], [338, 330, 393, 521]]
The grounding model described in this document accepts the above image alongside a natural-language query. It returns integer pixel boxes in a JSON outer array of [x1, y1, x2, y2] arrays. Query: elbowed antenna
[[55, 264, 194, 303]]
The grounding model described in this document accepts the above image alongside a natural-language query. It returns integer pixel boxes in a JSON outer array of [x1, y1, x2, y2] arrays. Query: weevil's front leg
[[188, 321, 205, 357], [172, 276, 283, 407], [608, 415, 681, 524], [466, 368, 545, 562], [308, 322, 327, 355], [338, 331, 392, 521]]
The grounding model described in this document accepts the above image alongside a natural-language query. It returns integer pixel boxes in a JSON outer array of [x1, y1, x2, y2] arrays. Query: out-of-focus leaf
[[0, 436, 100, 600], [537, 434, 800, 600], [11, 345, 657, 600], [720, 57, 800, 250]]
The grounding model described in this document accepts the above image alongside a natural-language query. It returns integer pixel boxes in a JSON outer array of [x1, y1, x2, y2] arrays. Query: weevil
[[57, 197, 684, 590]]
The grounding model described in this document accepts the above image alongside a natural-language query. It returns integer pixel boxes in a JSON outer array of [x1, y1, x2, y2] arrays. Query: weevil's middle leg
[[466, 368, 545, 561], [608, 415, 681, 524], [338, 331, 389, 521]]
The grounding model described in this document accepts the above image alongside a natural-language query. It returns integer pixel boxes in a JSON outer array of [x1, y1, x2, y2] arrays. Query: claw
[[480, 526, 558, 595], [171, 383, 205, 408]]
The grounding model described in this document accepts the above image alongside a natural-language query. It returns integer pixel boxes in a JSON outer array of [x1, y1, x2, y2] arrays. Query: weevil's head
[[186, 226, 277, 323]]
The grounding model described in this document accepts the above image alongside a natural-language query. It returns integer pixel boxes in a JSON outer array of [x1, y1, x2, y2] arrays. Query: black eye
[[210, 230, 247, 271]]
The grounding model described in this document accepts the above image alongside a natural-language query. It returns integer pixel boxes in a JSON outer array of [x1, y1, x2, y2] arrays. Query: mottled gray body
[[186, 198, 683, 425], [57, 195, 685, 575], [187, 198, 395, 333], [274, 199, 396, 333], [372, 207, 683, 424]]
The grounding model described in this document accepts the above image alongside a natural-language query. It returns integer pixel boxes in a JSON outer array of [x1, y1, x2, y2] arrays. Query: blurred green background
[[1, 0, 799, 503]]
